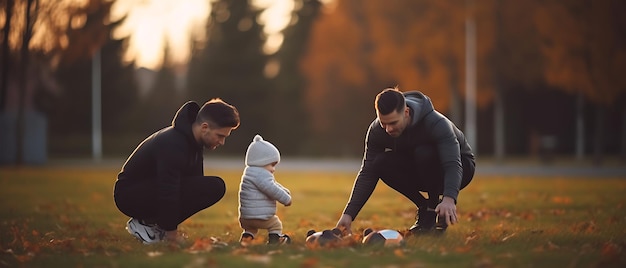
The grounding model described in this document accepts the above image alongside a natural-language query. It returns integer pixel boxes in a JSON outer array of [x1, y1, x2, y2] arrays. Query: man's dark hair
[[375, 87, 406, 115], [196, 98, 240, 129]]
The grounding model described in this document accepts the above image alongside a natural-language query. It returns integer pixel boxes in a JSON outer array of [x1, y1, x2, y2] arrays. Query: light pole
[[92, 49, 102, 162], [465, 0, 477, 153]]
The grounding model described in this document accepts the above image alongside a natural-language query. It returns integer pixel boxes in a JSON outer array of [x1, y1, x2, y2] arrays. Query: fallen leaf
[[520, 212, 535, 220], [187, 237, 213, 253], [455, 246, 472, 253], [147, 251, 162, 257], [499, 252, 514, 258], [267, 250, 283, 255], [439, 246, 448, 256], [185, 256, 208, 268], [473, 257, 492, 267], [231, 248, 249, 255], [550, 209, 566, 215], [465, 232, 479, 245], [300, 257, 319, 268], [571, 221, 596, 233], [244, 254, 272, 264], [601, 242, 621, 259], [501, 233, 516, 242], [547, 241, 559, 250], [14, 252, 35, 263], [210, 236, 228, 248], [551, 196, 572, 204]]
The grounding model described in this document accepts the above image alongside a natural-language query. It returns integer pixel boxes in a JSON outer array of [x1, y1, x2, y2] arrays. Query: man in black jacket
[[114, 99, 240, 244], [335, 87, 475, 234]]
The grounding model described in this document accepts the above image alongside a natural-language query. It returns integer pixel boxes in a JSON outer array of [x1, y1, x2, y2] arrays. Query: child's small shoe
[[268, 233, 291, 245], [281, 234, 291, 244], [240, 232, 255, 245]]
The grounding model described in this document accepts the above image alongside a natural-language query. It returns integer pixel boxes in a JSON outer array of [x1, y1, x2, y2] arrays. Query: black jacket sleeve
[[429, 113, 463, 202], [342, 123, 381, 220]]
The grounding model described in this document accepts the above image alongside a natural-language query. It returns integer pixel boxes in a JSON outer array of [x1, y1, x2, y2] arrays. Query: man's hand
[[434, 196, 458, 226], [335, 214, 353, 234]]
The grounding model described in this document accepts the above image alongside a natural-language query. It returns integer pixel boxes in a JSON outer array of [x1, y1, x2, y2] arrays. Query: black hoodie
[[343, 91, 474, 219], [116, 101, 204, 231]]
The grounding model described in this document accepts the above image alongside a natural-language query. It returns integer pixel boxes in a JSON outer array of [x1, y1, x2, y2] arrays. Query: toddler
[[238, 134, 292, 244]]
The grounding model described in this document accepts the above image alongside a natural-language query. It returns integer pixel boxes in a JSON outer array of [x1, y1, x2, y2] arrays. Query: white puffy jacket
[[238, 166, 291, 220]]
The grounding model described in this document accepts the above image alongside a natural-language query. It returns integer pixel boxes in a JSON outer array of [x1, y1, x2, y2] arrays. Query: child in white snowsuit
[[238, 134, 292, 244]]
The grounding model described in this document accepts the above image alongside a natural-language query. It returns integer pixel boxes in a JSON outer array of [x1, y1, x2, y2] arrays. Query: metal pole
[[92, 49, 102, 162], [575, 90, 584, 160], [465, 0, 477, 153]]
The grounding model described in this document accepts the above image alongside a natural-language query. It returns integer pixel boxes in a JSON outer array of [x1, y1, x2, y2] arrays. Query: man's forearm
[[342, 174, 377, 220]]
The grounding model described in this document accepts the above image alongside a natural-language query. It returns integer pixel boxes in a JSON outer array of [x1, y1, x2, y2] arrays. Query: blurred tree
[[268, 0, 322, 155], [1, 0, 132, 161], [98, 38, 139, 155], [535, 0, 626, 162], [135, 42, 183, 134], [301, 0, 496, 156], [51, 0, 137, 157], [537, 0, 625, 103], [15, 0, 35, 165], [187, 0, 272, 155], [0, 0, 15, 110], [489, 0, 546, 160], [0, 0, 60, 164], [366, 0, 494, 115], [301, 0, 385, 156], [301, 0, 626, 158]]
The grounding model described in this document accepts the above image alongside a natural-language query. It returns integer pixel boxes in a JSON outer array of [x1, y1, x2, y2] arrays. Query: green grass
[[1, 166, 625, 267]]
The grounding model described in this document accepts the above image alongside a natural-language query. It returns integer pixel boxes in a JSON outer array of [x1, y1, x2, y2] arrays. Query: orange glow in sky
[[111, 0, 295, 70], [112, 0, 210, 70]]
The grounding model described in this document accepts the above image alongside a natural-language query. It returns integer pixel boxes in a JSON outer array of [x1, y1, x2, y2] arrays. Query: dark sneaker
[[409, 207, 437, 234], [435, 214, 448, 233], [126, 218, 165, 244], [280, 234, 291, 244], [240, 232, 255, 243], [268, 233, 291, 245]]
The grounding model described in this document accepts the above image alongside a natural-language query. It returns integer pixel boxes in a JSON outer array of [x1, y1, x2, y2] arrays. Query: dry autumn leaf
[[501, 233, 516, 242], [187, 237, 213, 253], [300, 257, 319, 268], [147, 251, 163, 257], [244, 254, 272, 264], [551, 196, 573, 204], [601, 242, 621, 259]]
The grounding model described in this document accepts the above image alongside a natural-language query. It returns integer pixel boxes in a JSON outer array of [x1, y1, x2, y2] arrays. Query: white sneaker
[[126, 218, 165, 244]]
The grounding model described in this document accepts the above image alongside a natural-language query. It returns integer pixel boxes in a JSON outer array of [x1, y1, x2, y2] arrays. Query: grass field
[[1, 165, 625, 267]]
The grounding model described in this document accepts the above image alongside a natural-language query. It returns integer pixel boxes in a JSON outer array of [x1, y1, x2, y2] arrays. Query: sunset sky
[[111, 0, 296, 70]]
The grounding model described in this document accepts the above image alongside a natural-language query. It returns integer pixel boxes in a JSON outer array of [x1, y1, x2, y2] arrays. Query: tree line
[[300, 0, 626, 161], [1, 0, 624, 164]]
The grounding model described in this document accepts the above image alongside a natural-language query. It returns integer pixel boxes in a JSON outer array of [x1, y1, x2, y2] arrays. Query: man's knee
[[205, 176, 226, 197], [460, 156, 475, 190], [191, 176, 226, 206]]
